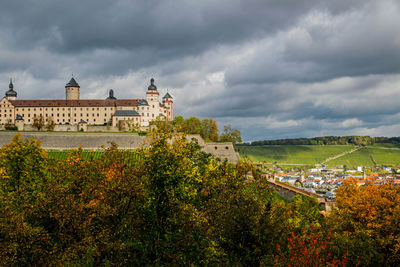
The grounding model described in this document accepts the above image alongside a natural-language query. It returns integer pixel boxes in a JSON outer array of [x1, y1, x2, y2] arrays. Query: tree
[[0, 133, 48, 195], [172, 115, 185, 132], [219, 124, 242, 146], [183, 116, 202, 134], [273, 229, 348, 267], [200, 118, 219, 142], [33, 114, 45, 130], [46, 117, 56, 130], [0, 134, 51, 265], [328, 180, 400, 266]]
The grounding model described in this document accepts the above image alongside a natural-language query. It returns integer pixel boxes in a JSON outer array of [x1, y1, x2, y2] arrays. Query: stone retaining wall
[[0, 132, 239, 162]]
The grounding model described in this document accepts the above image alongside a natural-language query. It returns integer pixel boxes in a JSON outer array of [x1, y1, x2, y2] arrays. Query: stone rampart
[[0, 132, 238, 163]]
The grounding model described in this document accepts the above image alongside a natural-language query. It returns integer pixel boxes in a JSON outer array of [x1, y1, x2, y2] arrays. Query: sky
[[1, 0, 400, 141]]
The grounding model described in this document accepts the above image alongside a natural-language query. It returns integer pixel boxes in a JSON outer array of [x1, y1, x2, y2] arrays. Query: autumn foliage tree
[[273, 229, 348, 267], [32, 114, 45, 130], [4, 131, 393, 266], [328, 180, 400, 266]]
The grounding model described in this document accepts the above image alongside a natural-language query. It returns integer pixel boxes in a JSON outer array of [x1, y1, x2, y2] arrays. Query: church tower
[[5, 78, 17, 100], [65, 76, 80, 100]]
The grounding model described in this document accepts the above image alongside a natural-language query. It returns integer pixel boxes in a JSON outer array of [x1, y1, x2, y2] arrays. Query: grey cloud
[[1, 0, 400, 141]]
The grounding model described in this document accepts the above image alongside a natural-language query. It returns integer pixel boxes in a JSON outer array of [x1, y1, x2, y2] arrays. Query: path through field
[[321, 147, 360, 164]]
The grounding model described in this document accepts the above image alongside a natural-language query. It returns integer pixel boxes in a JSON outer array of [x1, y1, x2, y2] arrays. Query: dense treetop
[[0, 132, 398, 266]]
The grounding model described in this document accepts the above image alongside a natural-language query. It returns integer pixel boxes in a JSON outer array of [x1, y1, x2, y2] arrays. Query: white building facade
[[0, 77, 173, 130]]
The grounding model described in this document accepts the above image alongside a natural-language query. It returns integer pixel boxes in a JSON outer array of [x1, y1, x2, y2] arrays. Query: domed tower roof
[[147, 78, 157, 90], [5, 78, 17, 97], [106, 89, 117, 100], [65, 77, 80, 88]]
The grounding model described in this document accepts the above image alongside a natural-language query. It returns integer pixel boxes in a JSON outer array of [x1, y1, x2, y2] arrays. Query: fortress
[[0, 77, 173, 131], [0, 77, 239, 162]]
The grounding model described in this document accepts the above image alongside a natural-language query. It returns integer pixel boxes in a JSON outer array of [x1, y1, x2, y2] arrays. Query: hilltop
[[238, 136, 400, 168]]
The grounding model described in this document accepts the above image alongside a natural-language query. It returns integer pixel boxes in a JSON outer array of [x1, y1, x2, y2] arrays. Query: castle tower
[[5, 78, 17, 100], [144, 78, 160, 125], [106, 89, 117, 100], [162, 91, 173, 121], [65, 77, 80, 100]]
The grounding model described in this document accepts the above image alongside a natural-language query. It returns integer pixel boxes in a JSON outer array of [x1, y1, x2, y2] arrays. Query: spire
[[66, 76, 80, 87], [148, 78, 157, 90], [106, 89, 117, 100], [9, 77, 13, 89], [5, 77, 17, 98]]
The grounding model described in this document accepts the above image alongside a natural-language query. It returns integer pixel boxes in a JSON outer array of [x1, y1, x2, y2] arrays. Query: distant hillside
[[238, 143, 400, 167], [239, 136, 400, 146], [238, 145, 354, 165]]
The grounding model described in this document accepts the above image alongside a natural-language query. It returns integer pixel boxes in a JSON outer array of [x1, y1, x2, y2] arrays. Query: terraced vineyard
[[326, 146, 400, 168], [47, 150, 141, 164], [237, 145, 354, 164], [238, 144, 400, 167]]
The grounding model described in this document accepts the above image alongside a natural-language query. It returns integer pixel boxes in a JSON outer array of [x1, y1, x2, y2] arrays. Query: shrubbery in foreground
[[0, 132, 399, 266]]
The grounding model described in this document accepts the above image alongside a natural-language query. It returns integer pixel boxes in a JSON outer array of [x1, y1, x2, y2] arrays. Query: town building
[[0, 77, 173, 131]]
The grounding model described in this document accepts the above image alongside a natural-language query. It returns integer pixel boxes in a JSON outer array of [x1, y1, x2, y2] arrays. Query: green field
[[326, 146, 400, 168], [237, 145, 354, 164], [238, 144, 400, 167]]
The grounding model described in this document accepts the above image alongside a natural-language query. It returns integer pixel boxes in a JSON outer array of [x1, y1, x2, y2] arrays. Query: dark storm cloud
[[1, 0, 400, 140], [226, 1, 400, 86]]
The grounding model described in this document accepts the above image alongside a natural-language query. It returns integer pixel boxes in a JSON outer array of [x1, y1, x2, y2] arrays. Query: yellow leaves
[[86, 199, 100, 208]]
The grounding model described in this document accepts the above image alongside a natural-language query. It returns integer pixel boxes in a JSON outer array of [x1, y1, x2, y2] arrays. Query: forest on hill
[[240, 136, 400, 146], [0, 131, 399, 266]]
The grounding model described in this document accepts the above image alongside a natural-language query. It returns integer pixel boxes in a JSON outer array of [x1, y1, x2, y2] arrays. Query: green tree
[[0, 134, 51, 265], [0, 133, 48, 195], [219, 124, 242, 146], [172, 115, 185, 132], [183, 116, 202, 134], [200, 118, 219, 141]]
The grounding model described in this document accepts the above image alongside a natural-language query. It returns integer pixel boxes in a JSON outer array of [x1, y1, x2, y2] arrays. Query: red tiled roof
[[9, 99, 140, 107]]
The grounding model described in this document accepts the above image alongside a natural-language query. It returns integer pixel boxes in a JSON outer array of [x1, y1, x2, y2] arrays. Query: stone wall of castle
[[0, 132, 239, 163]]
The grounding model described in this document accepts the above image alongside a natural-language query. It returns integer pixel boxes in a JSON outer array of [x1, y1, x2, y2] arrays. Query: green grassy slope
[[237, 145, 354, 164], [325, 148, 374, 168], [326, 146, 400, 168], [238, 144, 400, 167]]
